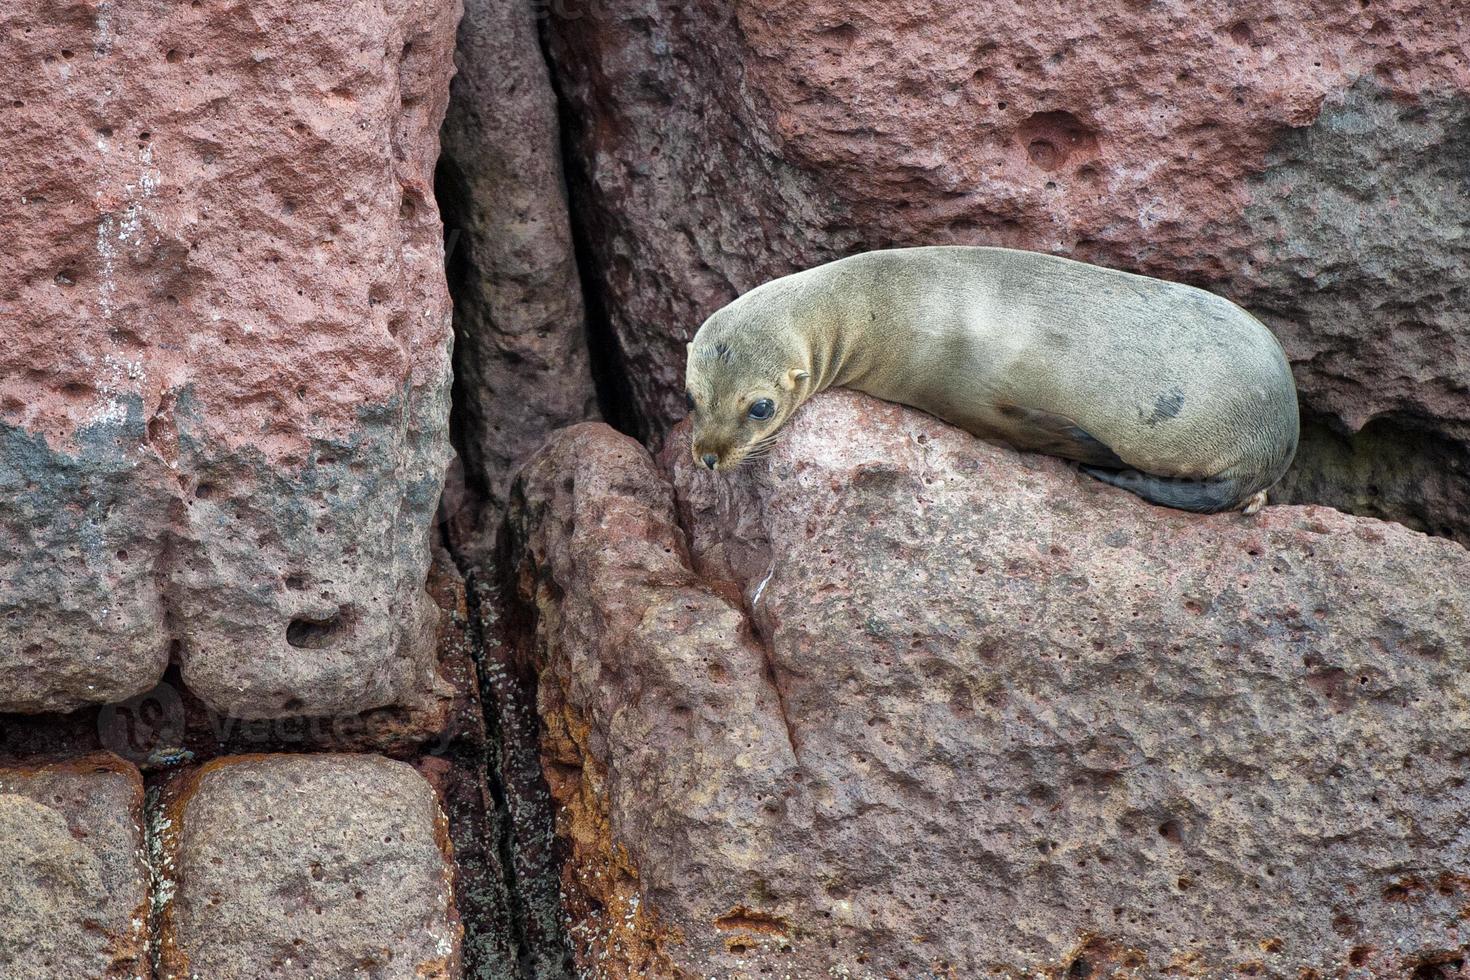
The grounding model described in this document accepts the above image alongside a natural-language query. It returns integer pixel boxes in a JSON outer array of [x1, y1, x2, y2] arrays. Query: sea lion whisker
[[742, 435, 782, 461], [738, 447, 772, 465], [750, 433, 781, 452], [737, 438, 783, 465]]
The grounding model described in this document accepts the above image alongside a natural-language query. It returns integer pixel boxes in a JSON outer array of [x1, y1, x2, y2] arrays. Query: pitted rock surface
[[545, 0, 1470, 538], [438, 0, 597, 541], [156, 753, 461, 979], [0, 754, 148, 979], [0, 0, 461, 715], [505, 394, 1470, 977]]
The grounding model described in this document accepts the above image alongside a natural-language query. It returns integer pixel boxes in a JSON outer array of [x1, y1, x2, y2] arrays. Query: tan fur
[[684, 246, 1300, 514]]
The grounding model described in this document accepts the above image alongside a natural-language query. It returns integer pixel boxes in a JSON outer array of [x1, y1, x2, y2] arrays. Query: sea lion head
[[683, 305, 811, 471]]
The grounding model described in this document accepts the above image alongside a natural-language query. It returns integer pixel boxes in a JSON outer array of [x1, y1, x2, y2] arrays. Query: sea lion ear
[[783, 368, 810, 390]]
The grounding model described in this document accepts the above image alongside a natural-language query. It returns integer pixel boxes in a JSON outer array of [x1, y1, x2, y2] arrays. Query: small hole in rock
[[286, 611, 344, 649]]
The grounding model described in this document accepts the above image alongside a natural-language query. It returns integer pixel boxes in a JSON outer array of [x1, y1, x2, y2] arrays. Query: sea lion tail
[[1080, 466, 1251, 514]]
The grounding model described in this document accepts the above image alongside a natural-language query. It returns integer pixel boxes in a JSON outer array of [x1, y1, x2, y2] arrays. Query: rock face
[[504, 422, 794, 976], [436, 0, 598, 550], [544, 0, 1470, 539], [0, 0, 461, 715], [0, 755, 149, 979], [504, 393, 1470, 977], [156, 753, 462, 979]]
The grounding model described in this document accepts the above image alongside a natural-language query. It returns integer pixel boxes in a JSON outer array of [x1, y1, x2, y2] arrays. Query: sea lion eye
[[684, 391, 695, 412], [748, 398, 775, 421]]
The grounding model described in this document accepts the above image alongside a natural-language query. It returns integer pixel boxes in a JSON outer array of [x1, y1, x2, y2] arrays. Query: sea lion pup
[[684, 246, 1299, 514]]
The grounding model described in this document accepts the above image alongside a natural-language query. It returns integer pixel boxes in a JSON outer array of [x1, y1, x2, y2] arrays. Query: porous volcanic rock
[[504, 392, 1470, 977], [545, 0, 1470, 538], [504, 422, 794, 976], [0, 0, 461, 715], [155, 753, 461, 979], [438, 0, 597, 546], [0, 754, 149, 978]]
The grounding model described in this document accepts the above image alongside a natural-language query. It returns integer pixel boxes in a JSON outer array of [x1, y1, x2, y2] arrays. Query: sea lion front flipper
[[995, 404, 1127, 468]]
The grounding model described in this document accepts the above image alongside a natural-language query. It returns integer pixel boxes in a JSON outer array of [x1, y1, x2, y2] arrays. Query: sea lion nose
[[701, 453, 718, 470]]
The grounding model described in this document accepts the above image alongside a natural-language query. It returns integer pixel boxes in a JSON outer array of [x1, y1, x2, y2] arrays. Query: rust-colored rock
[[0, 753, 149, 978], [0, 0, 462, 715], [545, 0, 1470, 539], [504, 423, 792, 975], [155, 753, 462, 979], [504, 394, 1470, 977]]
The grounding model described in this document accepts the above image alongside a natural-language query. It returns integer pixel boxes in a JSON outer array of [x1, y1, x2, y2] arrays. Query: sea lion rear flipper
[[996, 404, 1127, 468], [1081, 466, 1244, 514]]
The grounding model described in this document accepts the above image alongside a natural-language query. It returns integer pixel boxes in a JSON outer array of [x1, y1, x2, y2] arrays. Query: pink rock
[[0, 0, 462, 716], [506, 392, 1470, 976], [545, 0, 1470, 537]]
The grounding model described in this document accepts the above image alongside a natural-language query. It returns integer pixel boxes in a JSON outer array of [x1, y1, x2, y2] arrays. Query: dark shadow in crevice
[[433, 154, 492, 516], [478, 521, 578, 978], [433, 114, 575, 980], [461, 567, 576, 980], [1275, 408, 1469, 547], [531, 13, 644, 444]]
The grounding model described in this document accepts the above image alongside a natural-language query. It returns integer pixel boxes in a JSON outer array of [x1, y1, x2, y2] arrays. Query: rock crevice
[[435, 0, 599, 559]]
